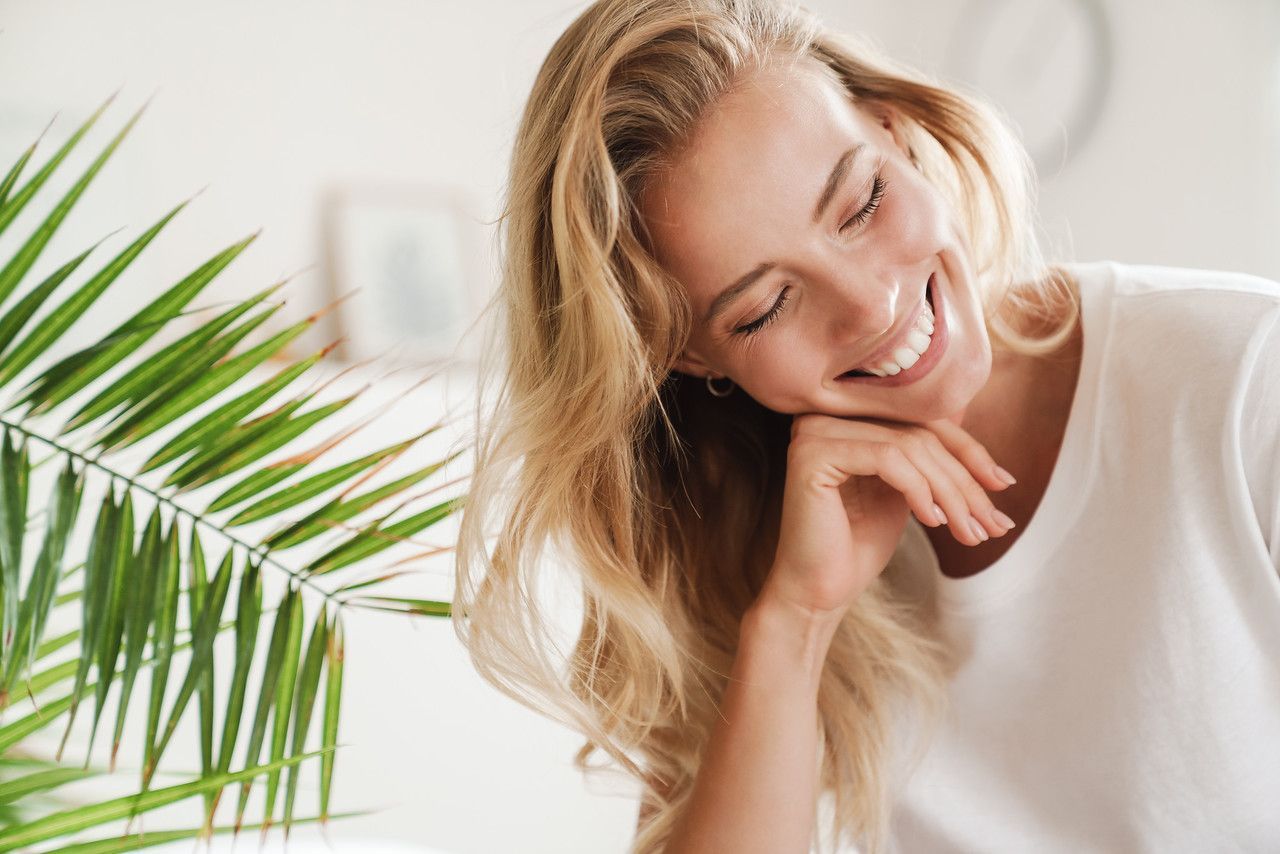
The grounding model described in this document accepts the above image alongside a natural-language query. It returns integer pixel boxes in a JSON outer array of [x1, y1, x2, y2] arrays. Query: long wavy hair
[[453, 1, 1079, 851]]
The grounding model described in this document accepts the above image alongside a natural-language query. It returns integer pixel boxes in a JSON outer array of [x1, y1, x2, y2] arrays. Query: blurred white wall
[[0, 1, 1278, 853]]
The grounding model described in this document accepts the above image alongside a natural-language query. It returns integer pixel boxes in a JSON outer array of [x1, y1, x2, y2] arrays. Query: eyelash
[[841, 173, 888, 233], [732, 172, 890, 337]]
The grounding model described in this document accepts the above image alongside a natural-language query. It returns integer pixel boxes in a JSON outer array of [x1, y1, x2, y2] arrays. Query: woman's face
[[639, 57, 992, 425]]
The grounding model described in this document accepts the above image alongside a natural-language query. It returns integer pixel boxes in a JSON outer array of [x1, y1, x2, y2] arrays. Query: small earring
[[706, 374, 734, 397]]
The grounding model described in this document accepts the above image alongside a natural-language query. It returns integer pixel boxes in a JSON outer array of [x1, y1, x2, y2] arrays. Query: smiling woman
[[451, 1, 1280, 853], [637, 55, 999, 423]]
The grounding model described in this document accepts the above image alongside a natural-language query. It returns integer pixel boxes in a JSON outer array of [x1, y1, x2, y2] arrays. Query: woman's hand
[[759, 413, 1017, 622]]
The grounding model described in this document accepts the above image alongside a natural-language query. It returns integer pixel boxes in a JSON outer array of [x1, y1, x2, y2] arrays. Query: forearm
[[663, 591, 842, 854]]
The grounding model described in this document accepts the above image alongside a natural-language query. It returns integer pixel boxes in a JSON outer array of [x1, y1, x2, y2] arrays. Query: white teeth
[[854, 299, 936, 376], [890, 347, 921, 370], [905, 329, 931, 352]]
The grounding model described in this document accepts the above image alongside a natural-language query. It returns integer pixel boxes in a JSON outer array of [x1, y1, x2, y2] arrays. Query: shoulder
[[1067, 260, 1280, 380], [1100, 260, 1280, 302], [1070, 261, 1280, 567], [1235, 294, 1280, 570]]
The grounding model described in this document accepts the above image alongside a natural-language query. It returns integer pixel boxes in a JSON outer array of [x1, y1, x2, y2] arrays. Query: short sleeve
[[1240, 302, 1280, 573]]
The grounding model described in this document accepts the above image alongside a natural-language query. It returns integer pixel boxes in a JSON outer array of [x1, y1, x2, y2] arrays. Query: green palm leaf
[[263, 451, 462, 551], [0, 197, 189, 390], [0, 238, 106, 364], [163, 393, 359, 492], [0, 102, 144, 361], [140, 533, 235, 791], [51, 810, 368, 854], [258, 580, 305, 840], [0, 748, 330, 850], [107, 506, 164, 772], [186, 525, 217, 823], [0, 98, 466, 848], [222, 427, 436, 524], [1, 455, 84, 704], [0, 136, 40, 212], [0, 93, 116, 258], [54, 489, 121, 763], [0, 429, 31, 667], [305, 496, 461, 576], [139, 341, 329, 475], [54, 277, 281, 432], [90, 304, 286, 451], [282, 604, 328, 839], [0, 765, 98, 806], [347, 595, 452, 617], [233, 582, 296, 834], [83, 490, 135, 763], [320, 610, 344, 823], [197, 555, 262, 837], [19, 228, 259, 417], [142, 519, 181, 783]]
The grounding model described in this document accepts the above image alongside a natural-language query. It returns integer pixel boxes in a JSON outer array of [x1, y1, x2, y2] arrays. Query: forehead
[[640, 58, 877, 297]]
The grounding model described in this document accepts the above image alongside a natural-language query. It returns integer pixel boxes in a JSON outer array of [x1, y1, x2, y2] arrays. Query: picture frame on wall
[[321, 182, 485, 370]]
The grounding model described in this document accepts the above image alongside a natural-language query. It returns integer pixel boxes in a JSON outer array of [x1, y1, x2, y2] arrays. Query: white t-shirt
[[835, 260, 1280, 853]]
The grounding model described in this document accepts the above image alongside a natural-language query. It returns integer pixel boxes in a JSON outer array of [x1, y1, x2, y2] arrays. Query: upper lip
[[840, 275, 931, 376]]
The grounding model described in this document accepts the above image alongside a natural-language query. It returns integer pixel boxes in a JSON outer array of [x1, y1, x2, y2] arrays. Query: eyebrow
[[703, 142, 865, 327], [813, 143, 864, 225]]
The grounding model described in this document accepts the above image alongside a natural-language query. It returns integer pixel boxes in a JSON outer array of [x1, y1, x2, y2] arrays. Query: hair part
[[454, 2, 1078, 852]]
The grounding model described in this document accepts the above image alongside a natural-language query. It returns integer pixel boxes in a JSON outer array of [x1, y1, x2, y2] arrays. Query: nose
[[823, 269, 903, 344]]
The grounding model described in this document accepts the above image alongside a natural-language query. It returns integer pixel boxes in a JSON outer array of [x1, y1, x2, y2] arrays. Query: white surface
[[146, 834, 453, 854], [0, 2, 1276, 853]]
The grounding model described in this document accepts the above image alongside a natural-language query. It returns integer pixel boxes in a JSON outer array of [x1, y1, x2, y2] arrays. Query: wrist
[[743, 586, 844, 679], [751, 577, 849, 637]]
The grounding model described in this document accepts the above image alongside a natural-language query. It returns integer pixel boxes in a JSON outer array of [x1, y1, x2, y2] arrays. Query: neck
[[950, 281, 1084, 448]]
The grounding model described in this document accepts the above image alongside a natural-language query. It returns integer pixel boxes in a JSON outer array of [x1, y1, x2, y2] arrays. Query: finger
[[922, 418, 1018, 493], [802, 438, 941, 532], [907, 427, 1016, 540], [793, 413, 902, 444], [794, 417, 1001, 545], [888, 429, 994, 545]]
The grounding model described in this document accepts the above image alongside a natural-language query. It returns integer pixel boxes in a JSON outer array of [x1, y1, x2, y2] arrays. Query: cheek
[[735, 335, 826, 411]]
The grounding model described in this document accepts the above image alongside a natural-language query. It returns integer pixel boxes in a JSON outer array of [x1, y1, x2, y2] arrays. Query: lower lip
[[838, 272, 949, 387]]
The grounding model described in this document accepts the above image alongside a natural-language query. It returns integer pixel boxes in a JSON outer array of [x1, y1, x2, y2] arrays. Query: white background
[[0, 1, 1278, 852]]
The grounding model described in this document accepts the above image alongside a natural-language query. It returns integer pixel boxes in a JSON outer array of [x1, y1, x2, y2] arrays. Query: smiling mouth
[[838, 274, 937, 380]]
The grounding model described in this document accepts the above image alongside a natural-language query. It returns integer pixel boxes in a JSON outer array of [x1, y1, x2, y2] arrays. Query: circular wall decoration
[[943, 0, 1114, 177]]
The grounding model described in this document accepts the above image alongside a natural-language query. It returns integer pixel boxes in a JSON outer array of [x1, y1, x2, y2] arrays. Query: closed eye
[[731, 170, 890, 338], [840, 171, 887, 234]]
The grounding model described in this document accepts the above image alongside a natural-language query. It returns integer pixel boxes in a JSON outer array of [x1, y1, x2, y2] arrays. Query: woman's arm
[[654, 589, 841, 854], [641, 414, 1013, 851]]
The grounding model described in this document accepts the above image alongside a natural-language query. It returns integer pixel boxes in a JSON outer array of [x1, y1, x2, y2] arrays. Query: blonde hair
[[453, 1, 1079, 852]]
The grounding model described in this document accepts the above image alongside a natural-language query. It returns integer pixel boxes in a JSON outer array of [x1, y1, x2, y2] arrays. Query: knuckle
[[956, 434, 992, 463], [791, 413, 821, 438], [915, 426, 946, 452], [786, 433, 822, 465], [895, 429, 930, 456], [872, 441, 906, 466], [903, 424, 934, 441], [958, 478, 990, 506]]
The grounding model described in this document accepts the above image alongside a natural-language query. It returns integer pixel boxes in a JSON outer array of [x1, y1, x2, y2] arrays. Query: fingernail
[[931, 503, 947, 525], [968, 516, 989, 542], [992, 510, 1016, 530], [993, 465, 1017, 486]]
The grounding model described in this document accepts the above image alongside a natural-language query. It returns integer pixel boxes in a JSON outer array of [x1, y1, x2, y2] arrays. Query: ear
[[672, 348, 719, 380], [870, 102, 913, 160]]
